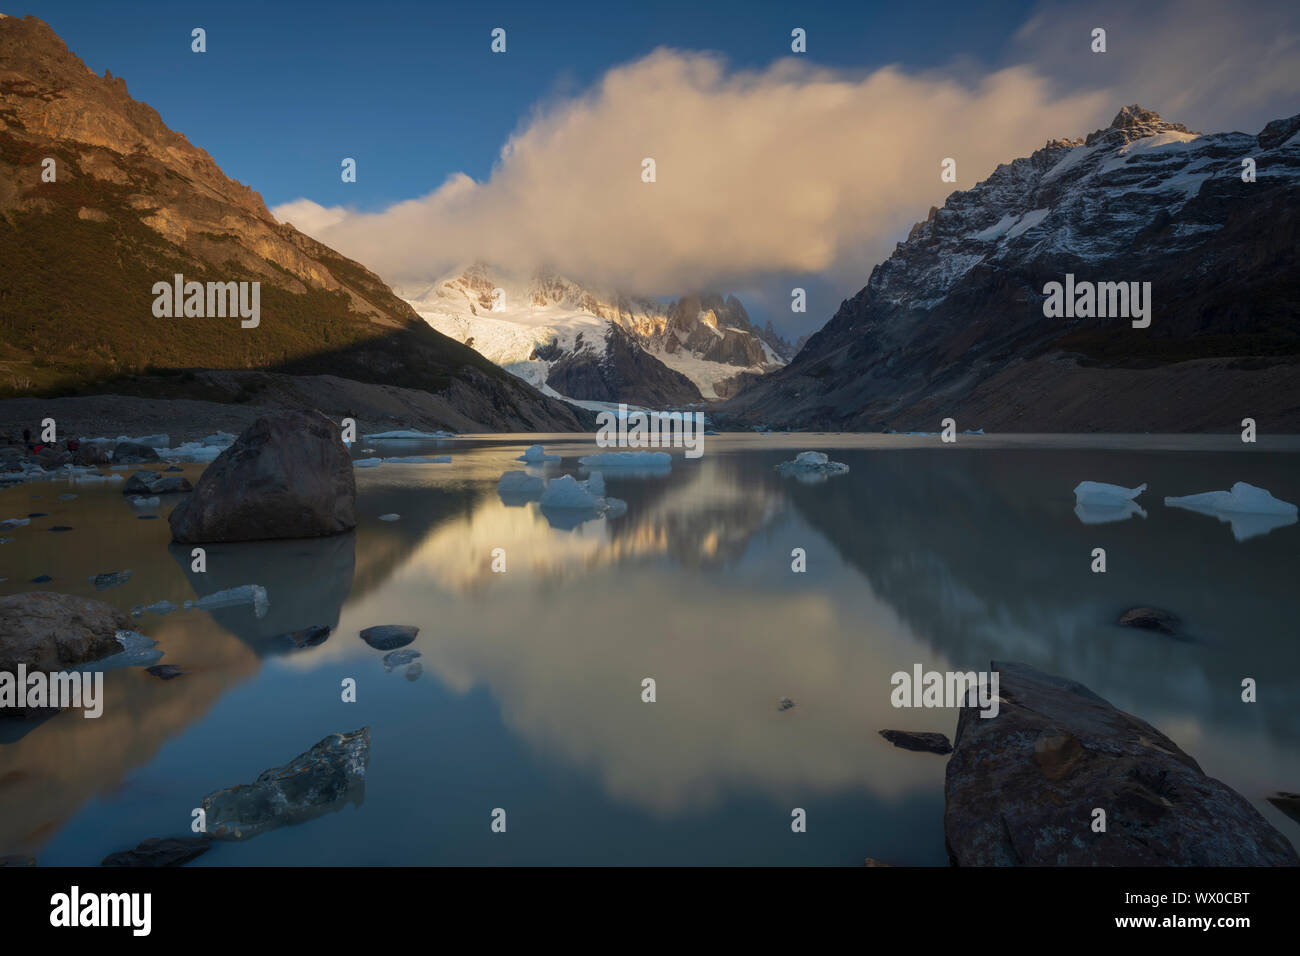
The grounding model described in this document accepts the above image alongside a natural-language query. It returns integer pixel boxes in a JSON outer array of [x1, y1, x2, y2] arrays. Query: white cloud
[[271, 0, 1300, 310]]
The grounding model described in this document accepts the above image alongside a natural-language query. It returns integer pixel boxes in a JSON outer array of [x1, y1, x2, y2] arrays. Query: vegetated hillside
[[0, 14, 589, 431]]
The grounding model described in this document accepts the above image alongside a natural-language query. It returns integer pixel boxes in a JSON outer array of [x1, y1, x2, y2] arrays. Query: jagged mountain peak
[[1085, 104, 1197, 147]]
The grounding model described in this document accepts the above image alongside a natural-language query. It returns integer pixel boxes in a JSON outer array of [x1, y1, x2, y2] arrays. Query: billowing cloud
[[273, 0, 1300, 317]]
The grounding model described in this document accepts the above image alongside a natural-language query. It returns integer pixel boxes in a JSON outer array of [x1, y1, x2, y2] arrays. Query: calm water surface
[[1, 434, 1297, 865]]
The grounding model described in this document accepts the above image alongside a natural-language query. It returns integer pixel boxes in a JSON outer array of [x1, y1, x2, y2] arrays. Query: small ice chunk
[[517, 444, 561, 463], [578, 451, 671, 468], [1075, 501, 1147, 525], [75, 630, 163, 671], [1164, 482, 1298, 541], [775, 451, 849, 479], [0, 518, 30, 530], [538, 474, 600, 510], [378, 513, 401, 521], [498, 470, 545, 496], [353, 458, 383, 468], [585, 471, 605, 496], [1165, 482, 1297, 516], [146, 600, 178, 615], [129, 496, 161, 509], [383, 456, 451, 464], [190, 584, 269, 618], [1073, 481, 1146, 505]]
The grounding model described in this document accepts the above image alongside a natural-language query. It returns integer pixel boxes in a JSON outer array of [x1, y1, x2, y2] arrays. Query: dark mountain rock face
[[725, 106, 1300, 432], [0, 15, 589, 432], [546, 324, 703, 406]]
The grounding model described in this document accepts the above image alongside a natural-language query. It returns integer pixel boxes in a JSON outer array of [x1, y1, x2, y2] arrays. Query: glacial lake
[[1, 433, 1297, 865]]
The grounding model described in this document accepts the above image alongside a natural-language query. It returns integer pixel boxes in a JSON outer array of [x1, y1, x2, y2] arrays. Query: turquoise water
[[1, 434, 1297, 865]]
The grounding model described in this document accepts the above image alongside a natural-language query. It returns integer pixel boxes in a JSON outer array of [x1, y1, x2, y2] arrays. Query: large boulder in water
[[944, 660, 1300, 866], [169, 410, 355, 543]]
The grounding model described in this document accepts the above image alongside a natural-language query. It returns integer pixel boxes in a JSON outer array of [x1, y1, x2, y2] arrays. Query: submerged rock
[[278, 624, 332, 649], [201, 727, 371, 840], [944, 661, 1300, 866], [91, 570, 133, 591], [145, 664, 185, 680], [361, 625, 418, 650], [169, 410, 356, 544], [123, 470, 192, 496], [101, 836, 210, 867], [879, 729, 953, 754], [1118, 606, 1180, 635], [111, 441, 160, 464], [382, 648, 421, 671]]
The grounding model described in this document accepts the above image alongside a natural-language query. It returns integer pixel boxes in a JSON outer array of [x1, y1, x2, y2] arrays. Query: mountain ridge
[[724, 105, 1300, 432]]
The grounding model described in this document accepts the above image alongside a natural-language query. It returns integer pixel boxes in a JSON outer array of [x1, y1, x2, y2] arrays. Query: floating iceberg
[[1074, 501, 1147, 525], [538, 474, 601, 509], [578, 451, 671, 469], [517, 444, 561, 463], [75, 630, 164, 672], [585, 471, 605, 496], [775, 451, 850, 481], [1164, 482, 1298, 541], [1073, 481, 1147, 505], [497, 470, 546, 499], [185, 584, 269, 618]]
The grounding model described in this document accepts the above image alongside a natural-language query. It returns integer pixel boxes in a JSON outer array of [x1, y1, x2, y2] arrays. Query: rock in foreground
[[101, 836, 210, 867], [201, 727, 370, 840], [879, 729, 953, 754], [169, 410, 356, 543], [944, 661, 1299, 866]]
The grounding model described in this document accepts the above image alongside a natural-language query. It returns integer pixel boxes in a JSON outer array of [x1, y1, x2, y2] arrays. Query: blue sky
[[10, 1, 1299, 334], [15, 0, 1039, 211]]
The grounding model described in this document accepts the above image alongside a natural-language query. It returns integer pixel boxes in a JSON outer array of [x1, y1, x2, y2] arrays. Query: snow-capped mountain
[[404, 266, 787, 406], [724, 105, 1300, 432]]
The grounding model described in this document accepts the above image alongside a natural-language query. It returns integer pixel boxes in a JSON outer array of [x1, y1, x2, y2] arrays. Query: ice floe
[[775, 451, 850, 482], [1164, 481, 1298, 541], [517, 444, 561, 463], [1073, 481, 1147, 505], [184, 584, 269, 618]]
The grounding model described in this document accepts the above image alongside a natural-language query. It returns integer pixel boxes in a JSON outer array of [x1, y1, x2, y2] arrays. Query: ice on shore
[[1164, 482, 1298, 541], [578, 451, 671, 469], [363, 429, 456, 440], [775, 451, 850, 481], [518, 444, 561, 463], [1073, 481, 1147, 505], [185, 584, 269, 618]]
